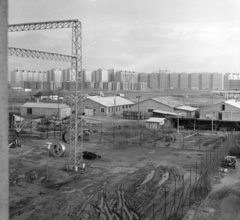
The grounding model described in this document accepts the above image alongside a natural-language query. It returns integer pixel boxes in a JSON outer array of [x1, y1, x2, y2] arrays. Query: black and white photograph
[[1, 0, 240, 219]]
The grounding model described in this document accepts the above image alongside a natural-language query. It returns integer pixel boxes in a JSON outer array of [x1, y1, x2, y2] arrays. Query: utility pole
[[113, 95, 116, 116], [212, 111, 214, 132], [177, 113, 180, 133], [136, 95, 141, 127]]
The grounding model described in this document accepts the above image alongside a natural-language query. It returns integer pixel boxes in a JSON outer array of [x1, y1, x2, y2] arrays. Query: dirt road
[[192, 160, 240, 220]]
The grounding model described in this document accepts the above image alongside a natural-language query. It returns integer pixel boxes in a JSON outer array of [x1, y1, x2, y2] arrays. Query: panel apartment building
[[226, 73, 240, 90], [169, 72, 180, 89], [189, 73, 200, 90], [92, 69, 109, 82], [211, 72, 224, 90], [179, 72, 190, 89], [114, 70, 138, 83], [158, 72, 169, 89]]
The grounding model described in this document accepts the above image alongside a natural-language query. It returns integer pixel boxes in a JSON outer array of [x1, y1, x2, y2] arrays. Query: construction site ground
[[8, 116, 236, 220], [189, 160, 240, 220]]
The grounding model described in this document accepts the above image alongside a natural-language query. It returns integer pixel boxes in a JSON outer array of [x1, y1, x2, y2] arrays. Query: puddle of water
[[138, 170, 155, 188], [110, 167, 137, 174], [158, 172, 169, 187]]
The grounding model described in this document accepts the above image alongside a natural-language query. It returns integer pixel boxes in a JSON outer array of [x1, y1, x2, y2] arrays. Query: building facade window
[[27, 108, 32, 114], [148, 108, 154, 113], [101, 108, 104, 113], [222, 105, 225, 111]]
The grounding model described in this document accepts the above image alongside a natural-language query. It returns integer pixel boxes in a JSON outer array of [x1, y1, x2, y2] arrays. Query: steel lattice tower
[[8, 20, 83, 171]]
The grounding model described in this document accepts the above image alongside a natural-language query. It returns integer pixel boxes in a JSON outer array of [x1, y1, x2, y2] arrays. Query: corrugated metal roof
[[86, 96, 134, 107], [21, 102, 70, 109], [224, 99, 240, 109], [151, 97, 184, 107], [175, 106, 198, 111], [153, 110, 178, 116], [146, 117, 165, 123]]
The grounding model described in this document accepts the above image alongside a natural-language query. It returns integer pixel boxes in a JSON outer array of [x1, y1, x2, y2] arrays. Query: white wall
[[131, 99, 174, 113]]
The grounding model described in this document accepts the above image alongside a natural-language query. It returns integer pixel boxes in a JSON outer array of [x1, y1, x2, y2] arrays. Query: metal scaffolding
[[8, 47, 74, 62], [8, 19, 83, 171]]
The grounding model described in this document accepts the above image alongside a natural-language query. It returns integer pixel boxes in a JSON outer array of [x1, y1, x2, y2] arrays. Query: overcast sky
[[8, 0, 240, 73]]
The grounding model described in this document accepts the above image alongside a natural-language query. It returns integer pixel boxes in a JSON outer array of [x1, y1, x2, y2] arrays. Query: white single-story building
[[20, 102, 71, 119], [146, 117, 165, 130], [199, 99, 240, 121], [131, 97, 186, 118], [82, 96, 134, 116]]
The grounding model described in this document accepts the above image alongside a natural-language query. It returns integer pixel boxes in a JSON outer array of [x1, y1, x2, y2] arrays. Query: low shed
[[174, 106, 198, 118], [20, 102, 71, 119], [82, 96, 134, 116], [146, 117, 165, 130]]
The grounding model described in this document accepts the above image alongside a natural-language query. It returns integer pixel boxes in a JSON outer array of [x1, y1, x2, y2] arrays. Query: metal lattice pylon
[[68, 21, 84, 170], [8, 19, 83, 170]]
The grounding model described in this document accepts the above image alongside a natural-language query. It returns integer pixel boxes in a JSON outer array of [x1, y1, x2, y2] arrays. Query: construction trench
[[8, 118, 237, 220]]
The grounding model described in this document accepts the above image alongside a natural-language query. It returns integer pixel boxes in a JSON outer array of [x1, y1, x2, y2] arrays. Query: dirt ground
[[8, 116, 232, 220], [190, 160, 240, 220]]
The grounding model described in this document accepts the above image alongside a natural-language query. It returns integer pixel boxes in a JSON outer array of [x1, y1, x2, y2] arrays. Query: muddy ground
[[189, 160, 240, 220], [9, 117, 230, 220]]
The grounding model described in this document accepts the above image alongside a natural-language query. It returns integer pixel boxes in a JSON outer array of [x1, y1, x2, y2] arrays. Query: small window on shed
[[222, 104, 225, 111], [101, 108, 104, 113], [27, 108, 32, 114], [148, 109, 154, 113]]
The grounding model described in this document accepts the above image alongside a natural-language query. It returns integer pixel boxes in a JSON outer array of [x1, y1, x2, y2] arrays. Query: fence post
[[213, 149, 216, 175], [101, 123, 102, 143], [182, 175, 184, 218], [152, 199, 154, 220], [195, 162, 198, 180], [47, 123, 48, 138], [205, 154, 208, 172], [139, 126, 141, 146], [29, 122, 31, 138], [189, 167, 192, 209], [112, 123, 115, 144], [174, 173, 177, 220], [154, 128, 156, 148], [200, 157, 203, 175], [182, 130, 185, 149], [198, 128, 201, 150], [165, 188, 167, 220], [126, 124, 129, 144], [209, 150, 212, 176], [54, 123, 55, 138]]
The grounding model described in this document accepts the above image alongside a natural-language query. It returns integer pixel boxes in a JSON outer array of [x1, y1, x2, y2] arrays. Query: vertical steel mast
[[68, 20, 83, 170]]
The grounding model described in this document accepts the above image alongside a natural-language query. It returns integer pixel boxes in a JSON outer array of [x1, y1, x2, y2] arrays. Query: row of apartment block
[[16, 81, 148, 91], [10, 69, 240, 91]]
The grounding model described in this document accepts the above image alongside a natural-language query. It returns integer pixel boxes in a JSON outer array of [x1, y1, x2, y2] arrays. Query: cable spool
[[62, 131, 69, 143], [62, 130, 90, 143], [49, 142, 66, 157]]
